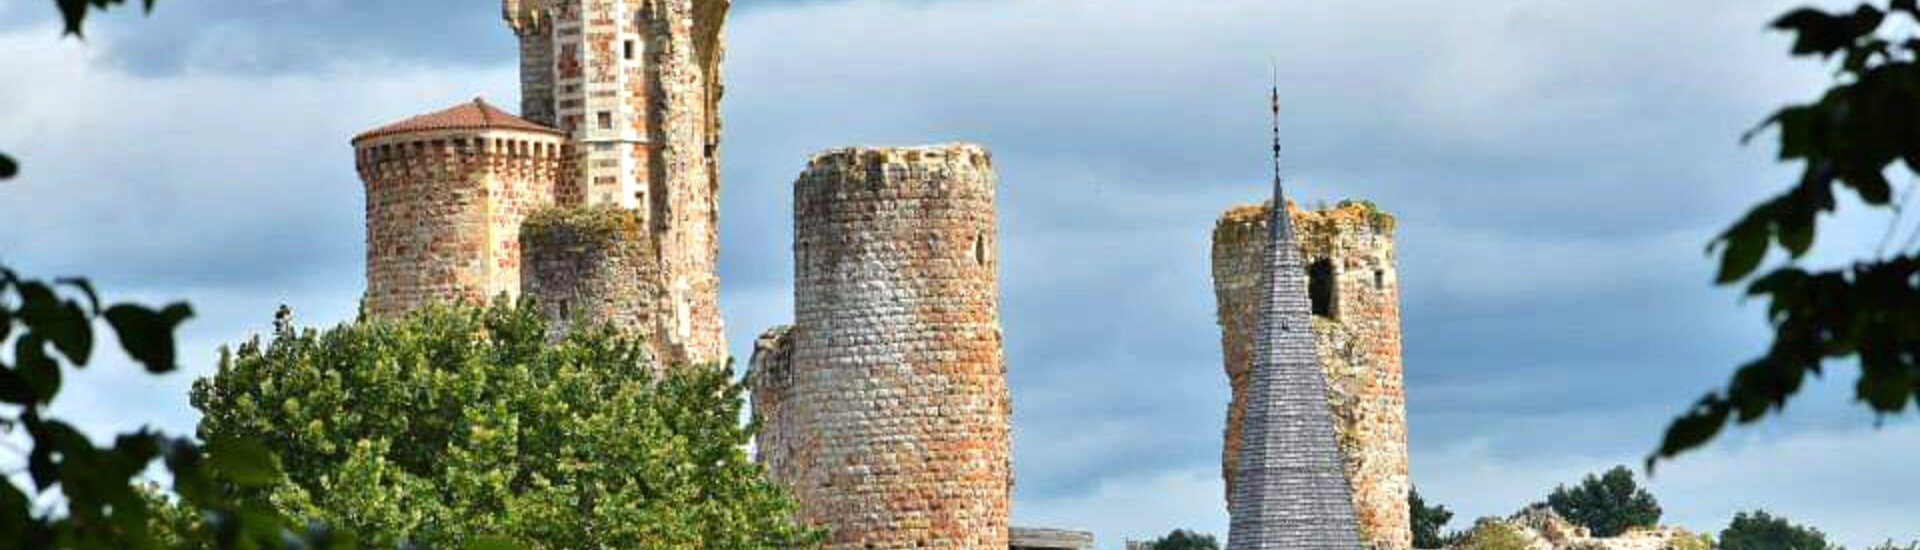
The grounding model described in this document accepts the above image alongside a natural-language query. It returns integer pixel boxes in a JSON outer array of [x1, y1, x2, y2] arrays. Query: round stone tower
[[759, 144, 1011, 550], [352, 98, 568, 319], [1212, 200, 1410, 550]]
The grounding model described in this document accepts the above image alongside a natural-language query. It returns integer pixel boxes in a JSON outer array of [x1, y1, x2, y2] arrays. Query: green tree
[[1147, 529, 1220, 550], [1409, 486, 1456, 548], [1545, 466, 1661, 537], [1658, 0, 1920, 464], [1719, 510, 1836, 550], [180, 302, 821, 549]]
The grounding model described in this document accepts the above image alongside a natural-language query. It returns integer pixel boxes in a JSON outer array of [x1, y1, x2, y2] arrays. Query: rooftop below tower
[[352, 97, 560, 144]]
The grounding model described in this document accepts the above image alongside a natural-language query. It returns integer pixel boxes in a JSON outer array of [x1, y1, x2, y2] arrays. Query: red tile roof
[[352, 98, 560, 143]]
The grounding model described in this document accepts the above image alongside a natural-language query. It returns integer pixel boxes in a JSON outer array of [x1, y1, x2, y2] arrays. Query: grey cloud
[[4, 0, 1913, 546], [716, 0, 1857, 502], [0, 0, 894, 77]]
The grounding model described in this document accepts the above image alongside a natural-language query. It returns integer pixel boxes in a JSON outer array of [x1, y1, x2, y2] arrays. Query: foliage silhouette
[[1545, 466, 1661, 538], [1660, 0, 1920, 466], [1409, 486, 1456, 548], [1147, 529, 1221, 550], [1719, 510, 1837, 550], [0, 266, 358, 549]]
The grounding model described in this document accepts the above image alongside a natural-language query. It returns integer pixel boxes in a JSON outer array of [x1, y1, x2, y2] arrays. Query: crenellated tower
[[351, 99, 569, 319]]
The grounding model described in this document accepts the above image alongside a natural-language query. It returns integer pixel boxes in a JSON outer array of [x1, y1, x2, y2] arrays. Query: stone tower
[[750, 144, 1013, 550], [351, 99, 569, 319], [503, 0, 730, 364], [1213, 200, 1408, 550], [1224, 170, 1367, 549]]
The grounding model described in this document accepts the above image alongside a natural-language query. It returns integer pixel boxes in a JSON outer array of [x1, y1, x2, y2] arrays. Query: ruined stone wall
[[505, 0, 557, 128], [1473, 506, 1709, 550], [644, 0, 727, 365], [1212, 200, 1409, 550], [355, 129, 566, 319], [754, 144, 1011, 550], [520, 207, 690, 365], [748, 324, 797, 479]]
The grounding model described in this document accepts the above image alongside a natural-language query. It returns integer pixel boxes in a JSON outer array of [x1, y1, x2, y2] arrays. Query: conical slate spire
[[1225, 88, 1365, 550]]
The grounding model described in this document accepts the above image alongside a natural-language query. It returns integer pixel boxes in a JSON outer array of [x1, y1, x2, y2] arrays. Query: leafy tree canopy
[[177, 301, 821, 549], [1410, 486, 1457, 549], [1148, 529, 1220, 550], [1545, 466, 1661, 537], [1719, 510, 1837, 550], [1660, 0, 1920, 464]]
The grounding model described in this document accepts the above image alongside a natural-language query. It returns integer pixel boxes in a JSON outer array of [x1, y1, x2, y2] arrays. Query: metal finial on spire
[[1270, 58, 1283, 197]]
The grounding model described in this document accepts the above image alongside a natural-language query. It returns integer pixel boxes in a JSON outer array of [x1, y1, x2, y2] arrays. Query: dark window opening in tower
[[597, 111, 613, 130], [1375, 269, 1386, 290], [624, 40, 636, 60], [1310, 259, 1336, 318], [973, 232, 989, 267]]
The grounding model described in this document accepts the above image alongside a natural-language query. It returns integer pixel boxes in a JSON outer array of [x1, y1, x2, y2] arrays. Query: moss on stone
[[523, 206, 646, 245], [1459, 521, 1533, 550]]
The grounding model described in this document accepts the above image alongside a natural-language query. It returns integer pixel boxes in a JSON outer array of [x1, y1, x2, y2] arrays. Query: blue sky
[[1, 0, 1916, 547]]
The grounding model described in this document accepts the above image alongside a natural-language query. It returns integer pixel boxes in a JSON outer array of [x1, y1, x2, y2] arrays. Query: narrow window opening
[[597, 111, 613, 130], [1375, 269, 1386, 290], [973, 232, 990, 266], [1309, 259, 1336, 318], [624, 40, 636, 60]]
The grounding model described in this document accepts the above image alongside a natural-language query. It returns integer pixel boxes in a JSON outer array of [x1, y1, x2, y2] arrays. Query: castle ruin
[[1213, 200, 1411, 550], [751, 144, 1015, 550], [352, 0, 730, 366], [347, 1, 1408, 546]]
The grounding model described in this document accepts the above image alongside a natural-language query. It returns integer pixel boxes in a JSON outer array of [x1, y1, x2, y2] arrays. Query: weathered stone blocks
[[752, 144, 1011, 550], [1213, 200, 1411, 550], [520, 206, 692, 365]]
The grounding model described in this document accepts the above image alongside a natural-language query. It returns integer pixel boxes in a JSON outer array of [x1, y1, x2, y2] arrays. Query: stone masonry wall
[[1213, 200, 1410, 550], [753, 144, 1011, 550], [748, 324, 797, 481], [645, 0, 727, 366], [356, 129, 566, 319], [519, 207, 683, 365]]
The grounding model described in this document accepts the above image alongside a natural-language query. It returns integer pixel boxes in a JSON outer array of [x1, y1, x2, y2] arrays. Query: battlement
[[501, 0, 551, 35], [805, 143, 994, 173]]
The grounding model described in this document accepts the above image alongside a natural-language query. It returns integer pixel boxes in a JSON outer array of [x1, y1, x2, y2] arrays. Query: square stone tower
[[505, 0, 730, 364]]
